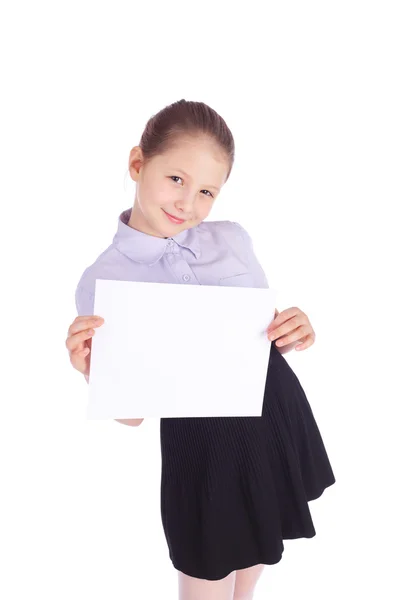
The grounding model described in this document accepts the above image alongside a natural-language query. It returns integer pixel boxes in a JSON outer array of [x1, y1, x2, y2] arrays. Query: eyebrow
[[172, 168, 221, 192]]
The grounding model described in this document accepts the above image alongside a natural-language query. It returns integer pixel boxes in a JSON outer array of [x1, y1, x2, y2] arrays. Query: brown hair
[[138, 99, 235, 182]]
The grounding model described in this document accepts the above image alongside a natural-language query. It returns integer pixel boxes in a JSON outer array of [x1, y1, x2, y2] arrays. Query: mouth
[[162, 209, 186, 225]]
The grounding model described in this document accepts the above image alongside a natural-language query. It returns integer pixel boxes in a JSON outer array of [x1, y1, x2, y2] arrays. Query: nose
[[175, 191, 195, 215]]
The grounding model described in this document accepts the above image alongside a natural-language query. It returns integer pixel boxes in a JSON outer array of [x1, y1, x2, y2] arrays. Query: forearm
[[84, 374, 143, 426]]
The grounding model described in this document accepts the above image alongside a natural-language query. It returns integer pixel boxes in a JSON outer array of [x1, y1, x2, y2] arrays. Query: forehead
[[157, 137, 228, 181]]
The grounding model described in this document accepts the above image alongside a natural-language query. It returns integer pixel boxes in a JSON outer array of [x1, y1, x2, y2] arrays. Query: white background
[[1, 1, 399, 598]]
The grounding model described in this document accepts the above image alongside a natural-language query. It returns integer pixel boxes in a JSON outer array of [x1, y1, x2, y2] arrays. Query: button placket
[[165, 239, 175, 263], [166, 242, 197, 284]]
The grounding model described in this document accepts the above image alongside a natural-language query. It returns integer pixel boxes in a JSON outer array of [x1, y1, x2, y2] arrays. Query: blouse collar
[[112, 207, 201, 265]]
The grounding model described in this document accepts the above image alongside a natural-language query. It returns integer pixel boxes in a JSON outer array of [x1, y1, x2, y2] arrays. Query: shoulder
[[197, 220, 252, 247], [198, 221, 253, 252], [75, 245, 124, 315]]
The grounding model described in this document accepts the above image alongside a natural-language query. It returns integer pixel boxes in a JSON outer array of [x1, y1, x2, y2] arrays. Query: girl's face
[[128, 136, 229, 238]]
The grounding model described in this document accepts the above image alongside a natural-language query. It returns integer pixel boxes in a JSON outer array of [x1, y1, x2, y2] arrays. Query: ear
[[128, 146, 144, 182]]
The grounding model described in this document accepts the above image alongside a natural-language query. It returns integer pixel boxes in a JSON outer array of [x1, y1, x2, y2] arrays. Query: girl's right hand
[[65, 316, 105, 376]]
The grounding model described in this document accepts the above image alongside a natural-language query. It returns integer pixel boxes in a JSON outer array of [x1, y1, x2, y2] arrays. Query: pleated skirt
[[159, 342, 336, 581]]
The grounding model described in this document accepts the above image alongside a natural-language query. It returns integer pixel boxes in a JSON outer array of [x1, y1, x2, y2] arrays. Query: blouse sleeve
[[232, 222, 269, 289], [75, 284, 95, 316]]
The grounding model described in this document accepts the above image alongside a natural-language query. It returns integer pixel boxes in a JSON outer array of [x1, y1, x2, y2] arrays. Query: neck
[[127, 204, 164, 238]]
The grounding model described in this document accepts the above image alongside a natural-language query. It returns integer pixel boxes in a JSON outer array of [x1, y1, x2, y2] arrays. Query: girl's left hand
[[267, 307, 315, 352]]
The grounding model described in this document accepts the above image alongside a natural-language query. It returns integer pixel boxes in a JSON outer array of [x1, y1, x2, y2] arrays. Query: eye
[[170, 175, 183, 185], [169, 176, 214, 199]]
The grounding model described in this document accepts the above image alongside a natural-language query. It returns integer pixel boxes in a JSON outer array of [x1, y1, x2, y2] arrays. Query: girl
[[65, 99, 335, 600]]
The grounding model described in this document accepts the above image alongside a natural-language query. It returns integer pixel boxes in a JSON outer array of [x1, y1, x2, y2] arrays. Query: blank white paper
[[87, 279, 277, 420]]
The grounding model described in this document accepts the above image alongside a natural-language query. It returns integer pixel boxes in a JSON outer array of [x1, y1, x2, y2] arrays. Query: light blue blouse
[[75, 207, 269, 316]]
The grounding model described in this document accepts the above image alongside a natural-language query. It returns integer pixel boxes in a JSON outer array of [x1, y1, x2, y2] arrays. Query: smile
[[162, 209, 186, 224]]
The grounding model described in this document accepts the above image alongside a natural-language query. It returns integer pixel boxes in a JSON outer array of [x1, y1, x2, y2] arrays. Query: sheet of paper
[[87, 279, 277, 420]]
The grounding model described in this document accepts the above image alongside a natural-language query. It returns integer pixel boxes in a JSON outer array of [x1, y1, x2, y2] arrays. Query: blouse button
[[182, 274, 190, 282]]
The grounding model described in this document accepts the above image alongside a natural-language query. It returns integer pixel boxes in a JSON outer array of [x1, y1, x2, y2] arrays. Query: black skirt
[[160, 342, 336, 581]]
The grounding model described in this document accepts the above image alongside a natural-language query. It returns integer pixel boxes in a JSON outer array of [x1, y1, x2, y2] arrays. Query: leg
[[233, 564, 265, 600], [178, 569, 237, 600]]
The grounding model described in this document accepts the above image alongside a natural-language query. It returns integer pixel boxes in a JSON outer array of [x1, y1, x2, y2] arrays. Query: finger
[[268, 315, 303, 340], [267, 307, 301, 333], [69, 315, 104, 329], [65, 328, 95, 352], [71, 347, 90, 361], [273, 325, 310, 347], [295, 335, 314, 351], [69, 347, 90, 371], [72, 315, 103, 323], [68, 316, 104, 337]]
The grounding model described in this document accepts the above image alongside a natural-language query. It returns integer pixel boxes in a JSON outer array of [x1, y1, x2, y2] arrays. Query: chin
[[164, 222, 191, 234]]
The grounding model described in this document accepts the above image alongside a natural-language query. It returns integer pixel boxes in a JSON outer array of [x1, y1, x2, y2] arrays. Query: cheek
[[197, 198, 214, 217], [143, 182, 169, 208]]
